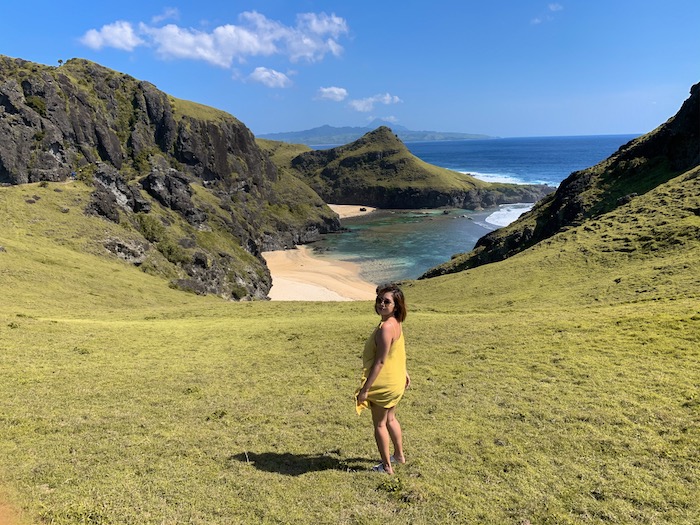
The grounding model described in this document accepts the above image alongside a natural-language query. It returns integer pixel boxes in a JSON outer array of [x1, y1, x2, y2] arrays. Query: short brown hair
[[375, 284, 407, 322]]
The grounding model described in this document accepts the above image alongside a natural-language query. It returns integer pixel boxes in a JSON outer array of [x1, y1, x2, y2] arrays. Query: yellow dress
[[355, 322, 406, 415]]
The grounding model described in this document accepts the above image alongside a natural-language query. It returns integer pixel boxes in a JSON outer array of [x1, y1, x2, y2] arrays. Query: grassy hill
[[1, 160, 698, 522], [265, 126, 553, 209]]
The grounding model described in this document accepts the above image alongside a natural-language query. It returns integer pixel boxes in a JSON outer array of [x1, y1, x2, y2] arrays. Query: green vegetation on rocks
[[0, 55, 341, 299]]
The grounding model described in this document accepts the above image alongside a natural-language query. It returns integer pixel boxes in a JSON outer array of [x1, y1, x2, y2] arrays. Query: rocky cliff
[[0, 56, 339, 299], [286, 127, 554, 209], [423, 82, 700, 278]]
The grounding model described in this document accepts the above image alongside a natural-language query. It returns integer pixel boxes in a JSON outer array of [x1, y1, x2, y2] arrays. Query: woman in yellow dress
[[356, 284, 411, 474]]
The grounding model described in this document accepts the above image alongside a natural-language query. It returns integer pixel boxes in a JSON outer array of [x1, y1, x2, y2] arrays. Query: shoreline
[[261, 202, 529, 301], [328, 204, 377, 219], [262, 245, 376, 301], [261, 204, 378, 301]]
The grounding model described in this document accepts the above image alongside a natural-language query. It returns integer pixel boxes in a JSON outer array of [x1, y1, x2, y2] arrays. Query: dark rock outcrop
[[141, 170, 206, 227], [86, 164, 151, 222], [104, 238, 150, 265]]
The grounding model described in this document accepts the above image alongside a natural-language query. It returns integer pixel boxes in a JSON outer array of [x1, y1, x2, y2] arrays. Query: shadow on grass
[[230, 451, 371, 476]]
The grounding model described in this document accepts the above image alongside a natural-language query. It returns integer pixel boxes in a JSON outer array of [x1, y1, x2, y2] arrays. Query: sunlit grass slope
[[1, 172, 699, 523]]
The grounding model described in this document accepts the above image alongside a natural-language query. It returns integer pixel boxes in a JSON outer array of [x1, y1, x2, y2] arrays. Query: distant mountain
[[257, 119, 493, 145]]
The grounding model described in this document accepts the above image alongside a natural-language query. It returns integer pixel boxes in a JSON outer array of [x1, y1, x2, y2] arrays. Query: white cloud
[[140, 22, 272, 67], [282, 12, 349, 62], [372, 115, 398, 123], [151, 8, 180, 24], [531, 3, 564, 24], [80, 21, 145, 51], [317, 86, 348, 101], [249, 67, 292, 88], [80, 10, 349, 67], [349, 93, 403, 112], [297, 12, 347, 38]]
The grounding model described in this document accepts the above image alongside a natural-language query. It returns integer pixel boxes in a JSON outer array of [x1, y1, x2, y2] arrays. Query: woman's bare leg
[[370, 403, 394, 474], [386, 406, 405, 463]]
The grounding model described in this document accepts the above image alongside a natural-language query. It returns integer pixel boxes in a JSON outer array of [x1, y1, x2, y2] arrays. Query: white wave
[[457, 170, 524, 184], [485, 203, 534, 227], [457, 170, 556, 186]]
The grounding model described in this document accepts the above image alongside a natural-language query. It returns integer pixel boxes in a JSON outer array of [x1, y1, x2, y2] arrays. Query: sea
[[308, 134, 638, 284]]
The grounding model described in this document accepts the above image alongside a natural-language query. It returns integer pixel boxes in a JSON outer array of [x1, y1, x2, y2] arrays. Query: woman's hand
[[405, 373, 411, 389], [356, 389, 368, 405]]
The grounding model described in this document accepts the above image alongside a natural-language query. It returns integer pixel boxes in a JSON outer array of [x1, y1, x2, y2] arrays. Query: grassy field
[[1, 181, 699, 524]]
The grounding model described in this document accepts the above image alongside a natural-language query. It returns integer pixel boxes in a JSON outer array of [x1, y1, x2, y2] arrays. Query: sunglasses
[[375, 298, 394, 306]]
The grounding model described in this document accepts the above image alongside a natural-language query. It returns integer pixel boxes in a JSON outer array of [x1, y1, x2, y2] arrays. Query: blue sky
[[2, 1, 698, 137]]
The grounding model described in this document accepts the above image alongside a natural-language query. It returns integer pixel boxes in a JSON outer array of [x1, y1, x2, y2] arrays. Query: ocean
[[309, 134, 638, 284]]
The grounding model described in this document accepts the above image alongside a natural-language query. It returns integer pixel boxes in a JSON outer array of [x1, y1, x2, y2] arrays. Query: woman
[[355, 284, 411, 474]]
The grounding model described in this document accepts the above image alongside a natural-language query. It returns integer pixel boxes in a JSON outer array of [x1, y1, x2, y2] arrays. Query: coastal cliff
[[423, 82, 700, 278], [285, 127, 554, 209], [0, 56, 339, 299]]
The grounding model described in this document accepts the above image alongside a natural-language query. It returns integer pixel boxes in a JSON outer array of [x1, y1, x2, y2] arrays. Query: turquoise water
[[310, 206, 529, 283], [308, 134, 639, 284]]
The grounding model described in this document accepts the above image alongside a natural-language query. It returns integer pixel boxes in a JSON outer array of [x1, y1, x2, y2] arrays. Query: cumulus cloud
[[349, 93, 403, 112], [80, 10, 348, 67], [317, 86, 348, 101], [80, 21, 145, 51], [249, 67, 292, 88], [288, 12, 348, 61], [531, 3, 564, 24]]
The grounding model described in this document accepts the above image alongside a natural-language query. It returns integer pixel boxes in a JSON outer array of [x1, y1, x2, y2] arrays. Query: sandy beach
[[262, 204, 378, 301], [262, 245, 376, 301], [328, 204, 376, 219]]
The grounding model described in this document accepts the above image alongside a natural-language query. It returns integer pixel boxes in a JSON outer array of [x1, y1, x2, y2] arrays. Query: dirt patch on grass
[[0, 501, 26, 525]]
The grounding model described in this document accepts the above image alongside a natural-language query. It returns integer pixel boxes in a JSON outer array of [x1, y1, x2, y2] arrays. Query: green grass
[[170, 96, 243, 125], [1, 176, 699, 523], [256, 138, 311, 168]]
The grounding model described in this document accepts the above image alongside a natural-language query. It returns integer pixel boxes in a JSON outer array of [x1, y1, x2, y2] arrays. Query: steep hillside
[[284, 126, 554, 209], [0, 56, 339, 299], [424, 82, 700, 277]]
